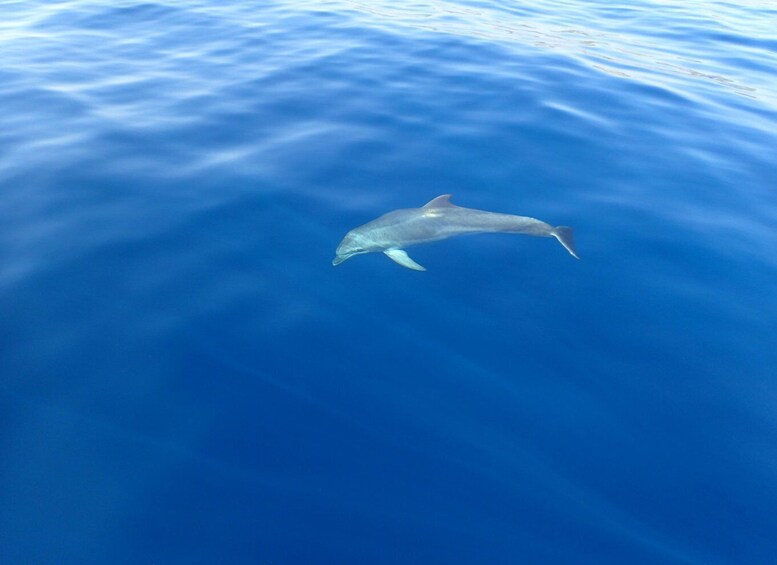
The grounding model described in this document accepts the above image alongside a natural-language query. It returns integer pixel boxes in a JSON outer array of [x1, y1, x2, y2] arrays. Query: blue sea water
[[2, 0, 777, 562]]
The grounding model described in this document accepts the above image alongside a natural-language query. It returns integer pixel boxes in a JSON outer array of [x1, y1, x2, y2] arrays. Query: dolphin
[[332, 194, 578, 271]]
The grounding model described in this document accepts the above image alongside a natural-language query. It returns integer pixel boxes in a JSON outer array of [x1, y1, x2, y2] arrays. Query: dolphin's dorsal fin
[[423, 194, 455, 209], [384, 249, 426, 271]]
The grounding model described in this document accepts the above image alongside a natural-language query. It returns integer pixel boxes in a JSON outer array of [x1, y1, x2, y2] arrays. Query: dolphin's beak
[[333, 252, 357, 266]]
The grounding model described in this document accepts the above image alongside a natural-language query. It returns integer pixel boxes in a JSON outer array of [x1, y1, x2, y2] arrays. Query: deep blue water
[[2, 0, 777, 563]]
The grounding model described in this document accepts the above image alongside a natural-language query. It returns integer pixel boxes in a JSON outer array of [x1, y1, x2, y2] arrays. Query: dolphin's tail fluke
[[551, 226, 579, 259]]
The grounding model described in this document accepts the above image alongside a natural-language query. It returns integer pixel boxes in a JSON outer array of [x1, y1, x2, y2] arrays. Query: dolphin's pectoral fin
[[384, 249, 426, 271], [423, 194, 455, 209]]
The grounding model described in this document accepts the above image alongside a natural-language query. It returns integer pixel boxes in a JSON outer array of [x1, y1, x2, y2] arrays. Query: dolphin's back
[[435, 208, 553, 236], [361, 206, 555, 246], [355, 208, 452, 248]]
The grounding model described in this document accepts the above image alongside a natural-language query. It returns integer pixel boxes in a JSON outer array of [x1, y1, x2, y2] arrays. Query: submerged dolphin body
[[332, 194, 578, 271]]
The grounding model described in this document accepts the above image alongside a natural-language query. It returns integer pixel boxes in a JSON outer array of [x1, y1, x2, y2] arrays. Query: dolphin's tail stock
[[551, 226, 579, 259]]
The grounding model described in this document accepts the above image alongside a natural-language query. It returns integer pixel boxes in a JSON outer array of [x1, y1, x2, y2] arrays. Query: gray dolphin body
[[332, 194, 578, 271]]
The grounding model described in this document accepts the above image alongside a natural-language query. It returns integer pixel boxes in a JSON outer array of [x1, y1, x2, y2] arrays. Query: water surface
[[1, 1, 776, 563]]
